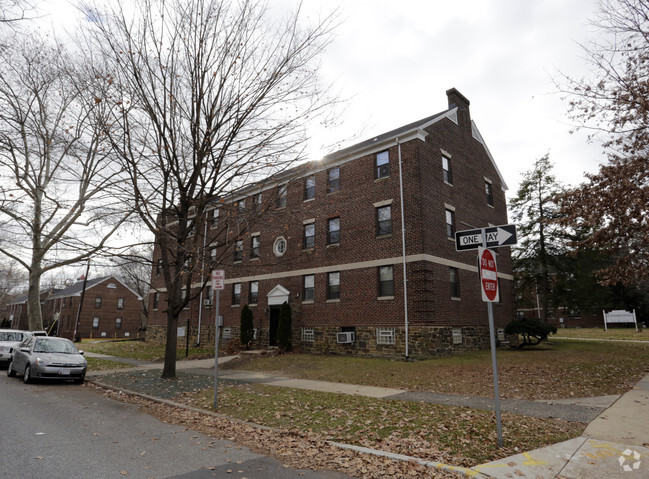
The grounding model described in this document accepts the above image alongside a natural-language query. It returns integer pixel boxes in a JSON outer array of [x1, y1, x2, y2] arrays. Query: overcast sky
[[43, 0, 606, 195], [283, 0, 608, 196]]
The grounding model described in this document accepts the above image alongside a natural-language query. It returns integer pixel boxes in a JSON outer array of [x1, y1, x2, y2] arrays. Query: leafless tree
[[81, 0, 339, 378], [0, 34, 130, 331], [558, 0, 649, 284], [0, 0, 37, 24]]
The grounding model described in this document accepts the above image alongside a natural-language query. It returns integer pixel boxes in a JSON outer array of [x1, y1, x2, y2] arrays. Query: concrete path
[[87, 352, 649, 478]]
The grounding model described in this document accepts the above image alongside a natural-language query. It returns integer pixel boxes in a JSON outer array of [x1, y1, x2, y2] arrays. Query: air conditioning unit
[[203, 299, 212, 306], [336, 332, 355, 344]]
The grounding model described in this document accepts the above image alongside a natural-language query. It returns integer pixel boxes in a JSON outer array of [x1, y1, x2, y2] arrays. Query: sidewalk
[[86, 353, 649, 478]]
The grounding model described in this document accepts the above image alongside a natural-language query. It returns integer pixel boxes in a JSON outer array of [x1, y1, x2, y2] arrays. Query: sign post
[[211, 270, 225, 409]]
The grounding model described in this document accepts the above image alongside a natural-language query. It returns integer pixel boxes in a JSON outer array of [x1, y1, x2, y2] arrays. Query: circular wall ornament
[[273, 236, 287, 257]]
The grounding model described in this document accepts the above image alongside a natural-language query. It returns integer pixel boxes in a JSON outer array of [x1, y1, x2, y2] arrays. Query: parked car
[[0, 329, 34, 367], [7, 336, 87, 384]]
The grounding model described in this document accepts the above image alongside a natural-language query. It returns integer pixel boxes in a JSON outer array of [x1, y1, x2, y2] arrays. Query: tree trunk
[[26, 266, 43, 331], [161, 309, 179, 378]]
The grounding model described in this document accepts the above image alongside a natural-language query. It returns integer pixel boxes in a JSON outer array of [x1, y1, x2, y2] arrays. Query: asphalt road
[[0, 374, 350, 479]]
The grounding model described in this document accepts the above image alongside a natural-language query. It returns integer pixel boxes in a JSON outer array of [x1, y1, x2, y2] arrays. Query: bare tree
[[559, 0, 649, 284], [0, 34, 130, 331], [82, 0, 339, 378], [0, 0, 37, 24]]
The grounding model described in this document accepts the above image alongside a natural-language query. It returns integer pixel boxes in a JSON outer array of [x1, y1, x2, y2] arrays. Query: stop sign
[[479, 247, 499, 302]]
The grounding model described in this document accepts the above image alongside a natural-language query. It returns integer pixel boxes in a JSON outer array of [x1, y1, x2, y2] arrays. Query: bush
[[504, 317, 557, 348], [240, 304, 254, 349], [277, 301, 292, 352]]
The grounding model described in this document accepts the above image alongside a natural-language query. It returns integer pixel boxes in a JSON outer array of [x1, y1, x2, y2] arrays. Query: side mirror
[[78, 350, 85, 355]]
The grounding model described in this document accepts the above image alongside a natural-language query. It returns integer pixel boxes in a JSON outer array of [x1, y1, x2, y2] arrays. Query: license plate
[[58, 369, 71, 376]]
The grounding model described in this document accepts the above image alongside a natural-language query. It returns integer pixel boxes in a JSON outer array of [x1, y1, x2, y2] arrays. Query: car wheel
[[7, 361, 16, 377], [23, 365, 32, 384]]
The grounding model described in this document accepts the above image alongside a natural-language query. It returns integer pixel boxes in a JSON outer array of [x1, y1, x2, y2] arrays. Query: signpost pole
[[213, 287, 220, 410]]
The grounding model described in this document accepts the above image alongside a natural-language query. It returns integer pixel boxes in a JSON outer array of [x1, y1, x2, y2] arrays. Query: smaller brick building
[[49, 276, 143, 340]]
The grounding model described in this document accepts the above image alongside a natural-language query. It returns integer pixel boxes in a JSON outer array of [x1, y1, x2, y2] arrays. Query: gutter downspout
[[397, 138, 409, 359], [196, 217, 208, 346]]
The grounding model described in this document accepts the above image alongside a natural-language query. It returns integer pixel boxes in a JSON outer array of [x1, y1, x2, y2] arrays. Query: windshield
[[0, 331, 24, 342], [33, 339, 78, 354]]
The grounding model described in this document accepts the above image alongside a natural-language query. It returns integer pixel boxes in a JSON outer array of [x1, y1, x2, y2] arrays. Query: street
[[0, 375, 349, 479]]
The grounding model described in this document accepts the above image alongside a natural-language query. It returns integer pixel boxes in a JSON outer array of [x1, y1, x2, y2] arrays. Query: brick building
[[50, 276, 143, 340], [147, 88, 515, 359]]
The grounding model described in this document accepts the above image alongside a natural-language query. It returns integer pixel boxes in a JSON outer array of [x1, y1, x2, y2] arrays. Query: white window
[[92, 317, 100, 328], [452, 328, 462, 345], [376, 327, 395, 345], [212, 208, 219, 227], [302, 328, 315, 342], [273, 236, 287, 257]]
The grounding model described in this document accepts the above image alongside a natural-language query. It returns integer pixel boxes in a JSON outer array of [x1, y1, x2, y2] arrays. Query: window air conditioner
[[336, 332, 355, 344], [204, 299, 212, 306]]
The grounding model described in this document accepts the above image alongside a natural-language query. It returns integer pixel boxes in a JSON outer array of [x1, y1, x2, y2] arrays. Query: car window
[[0, 331, 21, 341], [34, 339, 78, 354]]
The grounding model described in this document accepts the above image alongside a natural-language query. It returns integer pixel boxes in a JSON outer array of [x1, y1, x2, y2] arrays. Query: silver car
[[0, 329, 33, 366], [7, 336, 87, 384]]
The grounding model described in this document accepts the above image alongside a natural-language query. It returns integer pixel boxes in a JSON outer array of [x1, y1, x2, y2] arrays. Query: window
[[450, 267, 460, 298], [253, 193, 262, 210], [303, 274, 315, 301], [212, 208, 219, 228], [442, 156, 452, 184], [327, 217, 340, 245], [302, 328, 315, 342], [115, 317, 122, 330], [485, 181, 494, 206], [276, 185, 287, 208], [273, 236, 287, 257], [303, 223, 315, 249], [250, 235, 260, 259], [117, 298, 124, 310], [210, 246, 217, 263], [379, 266, 394, 297], [238, 199, 245, 211], [234, 240, 243, 262], [376, 150, 390, 178], [327, 167, 340, 193], [377, 205, 392, 236], [376, 327, 395, 345], [445, 209, 455, 238], [156, 259, 163, 276], [153, 292, 160, 310], [92, 317, 100, 328], [232, 283, 241, 305], [327, 272, 340, 300], [249, 281, 258, 304], [95, 297, 102, 308], [304, 175, 316, 200]]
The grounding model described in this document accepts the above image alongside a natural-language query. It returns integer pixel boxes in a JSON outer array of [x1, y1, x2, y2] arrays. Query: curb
[[87, 378, 478, 477]]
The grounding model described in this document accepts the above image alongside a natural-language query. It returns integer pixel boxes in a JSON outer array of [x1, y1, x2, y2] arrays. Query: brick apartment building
[[146, 88, 515, 359], [50, 276, 143, 340]]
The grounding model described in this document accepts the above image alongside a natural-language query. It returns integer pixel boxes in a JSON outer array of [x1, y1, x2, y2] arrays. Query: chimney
[[446, 88, 471, 131]]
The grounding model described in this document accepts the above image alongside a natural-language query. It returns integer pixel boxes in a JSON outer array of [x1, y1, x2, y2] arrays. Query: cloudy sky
[[43, 0, 607, 196], [286, 0, 608, 196]]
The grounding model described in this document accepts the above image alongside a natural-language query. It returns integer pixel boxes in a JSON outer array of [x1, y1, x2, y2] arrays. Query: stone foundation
[[146, 324, 516, 359]]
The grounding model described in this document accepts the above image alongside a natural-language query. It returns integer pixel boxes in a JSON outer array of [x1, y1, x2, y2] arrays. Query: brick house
[[7, 288, 61, 333], [49, 276, 143, 340], [147, 88, 515, 359]]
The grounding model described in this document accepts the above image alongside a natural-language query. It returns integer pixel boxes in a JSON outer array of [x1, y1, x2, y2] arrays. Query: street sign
[[479, 247, 499, 302], [211, 270, 225, 290], [455, 224, 517, 251]]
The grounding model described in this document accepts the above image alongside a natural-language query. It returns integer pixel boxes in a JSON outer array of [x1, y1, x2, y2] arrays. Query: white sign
[[211, 269, 225, 290], [603, 309, 637, 332]]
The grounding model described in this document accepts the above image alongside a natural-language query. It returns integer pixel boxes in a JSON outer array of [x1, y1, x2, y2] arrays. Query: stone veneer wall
[[146, 324, 517, 359]]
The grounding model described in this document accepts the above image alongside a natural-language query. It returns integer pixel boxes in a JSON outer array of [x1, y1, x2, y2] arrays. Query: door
[[269, 307, 280, 347]]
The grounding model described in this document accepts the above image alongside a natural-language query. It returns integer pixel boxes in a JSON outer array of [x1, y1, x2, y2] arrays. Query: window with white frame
[[115, 317, 123, 330], [378, 265, 394, 297], [234, 240, 243, 262], [376, 205, 392, 236], [327, 167, 340, 193], [212, 208, 219, 227], [442, 156, 452, 184], [327, 271, 340, 300], [376, 327, 395, 345], [450, 267, 460, 298], [445, 208, 455, 238], [376, 150, 390, 179], [232, 283, 241, 305], [250, 235, 260, 259], [303, 223, 315, 249], [276, 185, 287, 208], [153, 292, 160, 310], [302, 328, 315, 342], [303, 274, 315, 301], [249, 281, 258, 304], [485, 180, 494, 206], [95, 297, 102, 308], [304, 175, 315, 200], [92, 316, 100, 328], [327, 217, 340, 245], [117, 298, 124, 310], [210, 246, 217, 263]]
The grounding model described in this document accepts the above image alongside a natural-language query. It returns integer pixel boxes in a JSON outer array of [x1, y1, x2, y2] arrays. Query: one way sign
[[455, 224, 517, 251]]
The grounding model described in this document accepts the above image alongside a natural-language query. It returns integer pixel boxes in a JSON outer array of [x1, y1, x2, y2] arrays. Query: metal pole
[[482, 231, 503, 448], [396, 138, 409, 359], [213, 288, 220, 409]]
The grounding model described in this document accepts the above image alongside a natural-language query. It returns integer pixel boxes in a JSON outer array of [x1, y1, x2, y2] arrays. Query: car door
[[13, 336, 33, 371]]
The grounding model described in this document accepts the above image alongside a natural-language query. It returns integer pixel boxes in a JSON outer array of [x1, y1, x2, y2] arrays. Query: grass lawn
[[221, 339, 649, 400], [86, 357, 131, 371], [81, 339, 214, 362], [554, 327, 648, 341]]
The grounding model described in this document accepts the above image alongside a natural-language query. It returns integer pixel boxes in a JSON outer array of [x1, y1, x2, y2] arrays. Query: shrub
[[240, 304, 254, 349], [504, 317, 557, 348], [277, 301, 292, 352]]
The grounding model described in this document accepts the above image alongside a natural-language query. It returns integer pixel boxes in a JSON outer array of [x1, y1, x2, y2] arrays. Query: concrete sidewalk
[[87, 353, 649, 478]]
